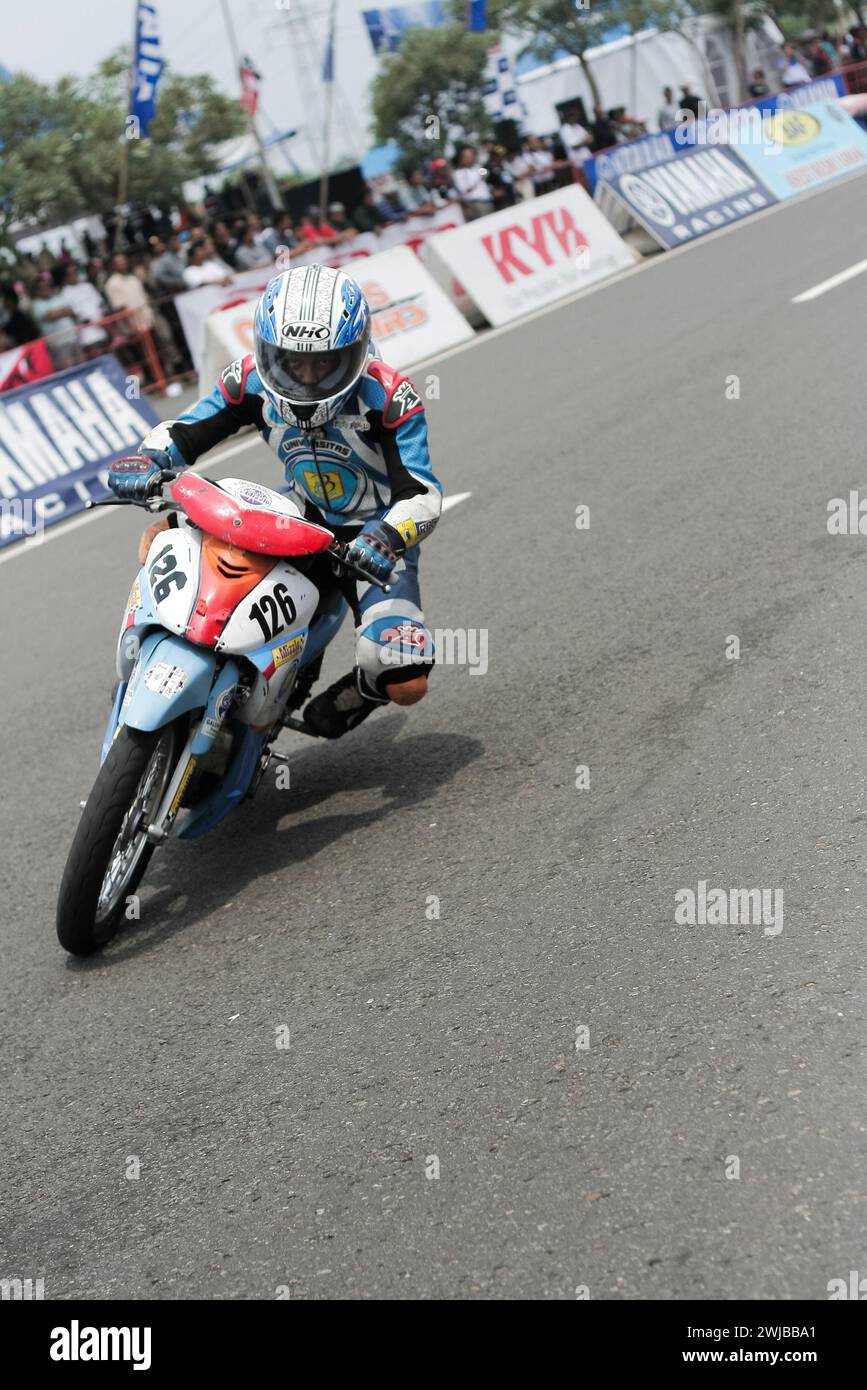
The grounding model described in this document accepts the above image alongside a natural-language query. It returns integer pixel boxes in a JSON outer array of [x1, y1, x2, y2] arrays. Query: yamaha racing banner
[[595, 145, 777, 250], [0, 354, 160, 549]]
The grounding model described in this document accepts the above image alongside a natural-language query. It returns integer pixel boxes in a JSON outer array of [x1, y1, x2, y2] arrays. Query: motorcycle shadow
[[80, 711, 483, 963]]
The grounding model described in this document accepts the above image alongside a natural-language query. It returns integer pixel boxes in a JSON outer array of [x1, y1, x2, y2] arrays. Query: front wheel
[[56, 721, 184, 955]]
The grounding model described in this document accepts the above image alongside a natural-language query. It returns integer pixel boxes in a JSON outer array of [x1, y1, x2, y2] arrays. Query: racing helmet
[[253, 265, 371, 430]]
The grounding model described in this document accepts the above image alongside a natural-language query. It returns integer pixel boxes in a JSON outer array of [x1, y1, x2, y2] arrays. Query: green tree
[[0, 50, 244, 246], [370, 23, 491, 168]]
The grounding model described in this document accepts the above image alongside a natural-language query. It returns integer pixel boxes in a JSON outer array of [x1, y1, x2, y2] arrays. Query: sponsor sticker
[[236, 483, 272, 507], [169, 757, 197, 817], [144, 662, 189, 697], [202, 715, 222, 740], [216, 685, 236, 720], [271, 635, 304, 669], [302, 468, 346, 504]]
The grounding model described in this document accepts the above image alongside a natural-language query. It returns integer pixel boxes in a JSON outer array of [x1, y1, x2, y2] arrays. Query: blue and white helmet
[[253, 265, 371, 430]]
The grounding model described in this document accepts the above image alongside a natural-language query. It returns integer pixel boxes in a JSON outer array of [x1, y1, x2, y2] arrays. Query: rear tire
[[56, 722, 184, 955]]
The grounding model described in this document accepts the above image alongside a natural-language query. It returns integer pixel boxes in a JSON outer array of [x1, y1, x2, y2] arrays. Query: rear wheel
[[56, 721, 184, 955]]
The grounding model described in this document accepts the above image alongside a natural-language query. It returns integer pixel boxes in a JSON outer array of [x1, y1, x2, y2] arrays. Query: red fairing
[[169, 474, 334, 556], [367, 358, 424, 429]]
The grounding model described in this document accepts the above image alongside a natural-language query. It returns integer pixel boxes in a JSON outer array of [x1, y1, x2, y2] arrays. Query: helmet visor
[[255, 337, 368, 405]]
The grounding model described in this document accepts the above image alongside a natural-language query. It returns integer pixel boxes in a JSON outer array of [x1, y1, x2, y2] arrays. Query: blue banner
[[468, 0, 486, 31], [596, 145, 777, 249], [732, 99, 867, 201], [361, 2, 445, 55], [584, 75, 848, 192], [0, 356, 160, 549], [130, 1, 163, 138]]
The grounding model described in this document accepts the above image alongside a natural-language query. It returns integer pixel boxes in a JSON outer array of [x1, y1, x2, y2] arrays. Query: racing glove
[[108, 449, 173, 501], [344, 519, 405, 585]]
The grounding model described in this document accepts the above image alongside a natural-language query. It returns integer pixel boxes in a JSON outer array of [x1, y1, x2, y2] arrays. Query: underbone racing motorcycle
[[56, 472, 387, 955]]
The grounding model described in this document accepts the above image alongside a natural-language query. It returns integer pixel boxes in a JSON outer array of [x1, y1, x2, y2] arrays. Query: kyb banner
[[0, 355, 159, 549], [198, 245, 473, 392], [733, 99, 867, 200], [595, 145, 777, 249], [423, 185, 636, 327]]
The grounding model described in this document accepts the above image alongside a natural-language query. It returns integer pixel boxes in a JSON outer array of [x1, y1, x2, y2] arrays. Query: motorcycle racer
[[108, 266, 442, 738]]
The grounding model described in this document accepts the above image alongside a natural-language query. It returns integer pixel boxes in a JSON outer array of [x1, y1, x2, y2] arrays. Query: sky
[[3, 0, 397, 171]]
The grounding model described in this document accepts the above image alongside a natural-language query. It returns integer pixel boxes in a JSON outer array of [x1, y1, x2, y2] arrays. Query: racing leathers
[[137, 351, 441, 710]]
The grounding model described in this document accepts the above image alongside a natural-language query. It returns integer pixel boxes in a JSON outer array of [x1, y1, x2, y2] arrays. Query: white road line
[[792, 256, 867, 302]]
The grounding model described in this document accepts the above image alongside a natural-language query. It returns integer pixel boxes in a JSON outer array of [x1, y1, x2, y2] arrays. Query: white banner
[[176, 203, 465, 369], [422, 185, 636, 327], [199, 244, 473, 394]]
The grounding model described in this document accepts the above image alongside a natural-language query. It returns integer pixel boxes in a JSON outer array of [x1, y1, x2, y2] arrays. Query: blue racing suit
[[140, 352, 442, 693]]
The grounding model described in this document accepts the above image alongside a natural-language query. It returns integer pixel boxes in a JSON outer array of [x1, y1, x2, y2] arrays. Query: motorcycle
[[55, 471, 388, 956]]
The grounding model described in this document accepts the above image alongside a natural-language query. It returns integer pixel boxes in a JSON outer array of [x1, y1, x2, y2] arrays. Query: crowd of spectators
[[2, 25, 865, 388]]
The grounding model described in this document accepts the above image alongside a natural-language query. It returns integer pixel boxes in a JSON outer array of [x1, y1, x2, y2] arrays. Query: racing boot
[[302, 669, 385, 739]]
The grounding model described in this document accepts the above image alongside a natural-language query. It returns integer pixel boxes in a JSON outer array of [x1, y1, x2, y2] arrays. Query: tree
[[703, 0, 776, 100], [489, 0, 617, 111], [370, 23, 492, 169], [0, 50, 245, 246]]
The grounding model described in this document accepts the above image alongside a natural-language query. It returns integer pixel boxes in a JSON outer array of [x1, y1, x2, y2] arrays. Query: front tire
[[56, 721, 183, 955]]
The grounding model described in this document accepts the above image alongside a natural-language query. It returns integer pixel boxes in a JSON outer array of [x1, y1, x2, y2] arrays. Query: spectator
[[482, 146, 516, 209], [560, 105, 594, 175], [749, 68, 770, 97], [452, 145, 494, 221], [234, 224, 274, 269], [428, 157, 456, 200], [260, 212, 297, 258], [61, 263, 109, 356], [148, 234, 187, 297], [849, 26, 867, 63], [779, 43, 812, 87], [400, 169, 444, 215], [326, 203, 359, 244], [376, 187, 406, 224], [807, 36, 834, 76], [211, 220, 239, 268], [590, 106, 618, 152], [657, 86, 678, 130], [104, 252, 155, 331], [298, 206, 338, 244], [181, 241, 233, 289], [678, 83, 702, 119], [30, 272, 78, 368], [351, 188, 384, 234], [820, 32, 840, 68], [0, 285, 40, 347]]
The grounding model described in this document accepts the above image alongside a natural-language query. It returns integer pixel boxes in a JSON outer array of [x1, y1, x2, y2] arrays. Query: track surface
[[3, 176, 867, 1300]]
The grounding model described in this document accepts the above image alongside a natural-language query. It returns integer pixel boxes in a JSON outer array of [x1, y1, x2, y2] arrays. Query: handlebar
[[90, 472, 391, 592]]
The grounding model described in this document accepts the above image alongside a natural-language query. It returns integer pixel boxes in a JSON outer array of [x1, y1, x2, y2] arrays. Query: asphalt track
[[3, 174, 867, 1300]]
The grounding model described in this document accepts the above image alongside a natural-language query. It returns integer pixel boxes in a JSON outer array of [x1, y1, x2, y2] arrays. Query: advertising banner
[[422, 184, 636, 327], [0, 355, 159, 549], [732, 99, 867, 200], [583, 74, 848, 192], [595, 145, 777, 249]]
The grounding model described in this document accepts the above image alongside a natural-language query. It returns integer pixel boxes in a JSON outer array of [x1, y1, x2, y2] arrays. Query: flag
[[240, 58, 260, 115], [130, 2, 163, 138], [322, 29, 334, 82], [468, 0, 486, 31]]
